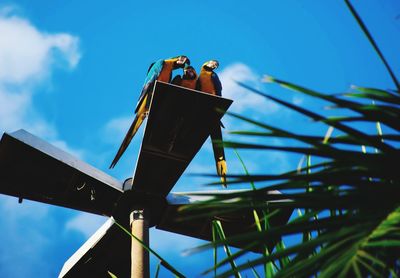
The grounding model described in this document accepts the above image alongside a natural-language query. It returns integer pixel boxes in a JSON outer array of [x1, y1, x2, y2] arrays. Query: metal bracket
[[130, 209, 147, 225]]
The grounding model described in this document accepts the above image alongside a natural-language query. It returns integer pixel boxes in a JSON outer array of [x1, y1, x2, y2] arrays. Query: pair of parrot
[[109, 56, 227, 187]]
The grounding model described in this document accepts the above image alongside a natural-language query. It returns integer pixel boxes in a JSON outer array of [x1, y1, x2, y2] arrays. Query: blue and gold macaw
[[197, 60, 227, 187], [172, 65, 198, 90], [109, 55, 190, 169]]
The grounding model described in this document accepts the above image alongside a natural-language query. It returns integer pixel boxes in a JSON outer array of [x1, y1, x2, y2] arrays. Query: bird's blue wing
[[135, 60, 164, 112], [147, 62, 155, 74], [143, 59, 164, 85], [211, 72, 222, 96]]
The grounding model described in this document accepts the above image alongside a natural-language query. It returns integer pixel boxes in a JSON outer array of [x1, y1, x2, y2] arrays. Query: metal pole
[[130, 209, 150, 278]]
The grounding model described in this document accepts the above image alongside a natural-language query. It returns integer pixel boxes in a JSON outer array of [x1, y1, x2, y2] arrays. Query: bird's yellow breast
[[199, 70, 216, 95]]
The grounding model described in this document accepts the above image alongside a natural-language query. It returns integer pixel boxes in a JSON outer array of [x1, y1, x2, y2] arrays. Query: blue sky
[[0, 0, 399, 277]]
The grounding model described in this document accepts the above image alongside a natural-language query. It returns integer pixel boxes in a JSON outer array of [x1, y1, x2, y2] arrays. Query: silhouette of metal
[[0, 81, 292, 277]]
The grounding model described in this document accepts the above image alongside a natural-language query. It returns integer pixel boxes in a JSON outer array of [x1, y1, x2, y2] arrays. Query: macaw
[[171, 65, 198, 90], [109, 55, 190, 169], [197, 60, 227, 187]]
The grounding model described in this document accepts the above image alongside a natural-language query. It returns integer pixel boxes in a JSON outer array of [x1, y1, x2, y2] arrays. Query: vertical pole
[[130, 209, 150, 278]]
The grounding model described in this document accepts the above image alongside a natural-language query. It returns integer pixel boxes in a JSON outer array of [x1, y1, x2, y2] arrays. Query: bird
[[171, 65, 198, 90], [197, 60, 222, 96], [109, 55, 190, 169], [197, 60, 227, 187]]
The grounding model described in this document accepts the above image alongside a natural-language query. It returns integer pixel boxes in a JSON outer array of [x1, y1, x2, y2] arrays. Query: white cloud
[[51, 139, 86, 158], [0, 6, 83, 155], [0, 196, 53, 277], [0, 195, 49, 220], [218, 63, 279, 114], [0, 87, 31, 130], [0, 9, 85, 275], [65, 212, 107, 238], [0, 9, 80, 84], [103, 116, 133, 143]]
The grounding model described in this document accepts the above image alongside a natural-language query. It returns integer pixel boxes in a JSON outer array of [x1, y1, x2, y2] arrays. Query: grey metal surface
[[132, 81, 232, 197], [0, 130, 123, 216]]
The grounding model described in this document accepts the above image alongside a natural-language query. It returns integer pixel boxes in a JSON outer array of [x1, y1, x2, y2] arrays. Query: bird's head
[[183, 65, 197, 80], [172, 55, 190, 68], [202, 60, 219, 71]]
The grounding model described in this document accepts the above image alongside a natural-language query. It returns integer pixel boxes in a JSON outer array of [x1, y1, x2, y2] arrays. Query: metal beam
[[158, 191, 293, 253], [0, 130, 123, 216], [58, 191, 292, 277], [131, 81, 233, 197], [0, 82, 294, 277]]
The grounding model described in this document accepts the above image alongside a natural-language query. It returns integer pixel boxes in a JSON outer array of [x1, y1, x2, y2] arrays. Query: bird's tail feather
[[109, 113, 145, 169]]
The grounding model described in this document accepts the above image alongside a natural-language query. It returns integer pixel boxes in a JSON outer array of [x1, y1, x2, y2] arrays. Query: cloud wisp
[[0, 9, 80, 85], [218, 63, 279, 115], [0, 7, 85, 277], [65, 212, 107, 238], [0, 7, 81, 154]]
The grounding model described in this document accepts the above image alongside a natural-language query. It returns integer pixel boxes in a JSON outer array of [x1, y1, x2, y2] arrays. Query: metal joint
[[130, 209, 147, 225]]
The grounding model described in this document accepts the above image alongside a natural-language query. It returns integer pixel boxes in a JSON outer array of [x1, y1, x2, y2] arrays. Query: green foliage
[[212, 220, 242, 278], [110, 1, 400, 277], [183, 75, 400, 277], [107, 271, 118, 278], [179, 1, 400, 275], [155, 261, 161, 278], [114, 221, 185, 278]]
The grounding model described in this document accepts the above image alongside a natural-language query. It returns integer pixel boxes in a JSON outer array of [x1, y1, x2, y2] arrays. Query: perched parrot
[[109, 55, 190, 169], [171, 65, 198, 90], [197, 60, 227, 187]]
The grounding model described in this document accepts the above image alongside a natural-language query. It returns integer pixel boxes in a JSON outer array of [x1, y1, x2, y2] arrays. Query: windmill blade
[[59, 191, 291, 277], [131, 81, 233, 197], [59, 218, 131, 278], [0, 130, 123, 216], [156, 191, 293, 253]]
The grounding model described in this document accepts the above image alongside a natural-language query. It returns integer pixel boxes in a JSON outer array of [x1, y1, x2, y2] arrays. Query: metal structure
[[0, 81, 292, 277]]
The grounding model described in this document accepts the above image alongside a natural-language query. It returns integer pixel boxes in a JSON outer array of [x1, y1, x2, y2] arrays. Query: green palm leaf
[[343, 0, 400, 91], [179, 3, 399, 276]]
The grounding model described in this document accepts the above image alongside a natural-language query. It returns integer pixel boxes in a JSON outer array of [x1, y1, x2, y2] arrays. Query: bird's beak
[[212, 61, 219, 69], [207, 60, 219, 70], [177, 56, 190, 66]]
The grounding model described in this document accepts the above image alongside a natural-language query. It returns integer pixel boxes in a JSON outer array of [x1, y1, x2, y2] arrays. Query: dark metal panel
[[157, 191, 293, 253], [132, 81, 232, 197], [0, 130, 123, 216], [59, 218, 131, 278], [60, 190, 291, 276]]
